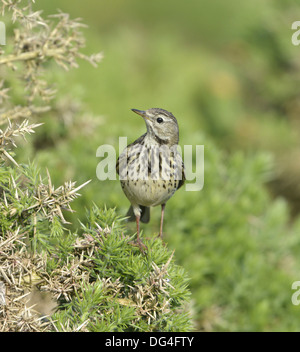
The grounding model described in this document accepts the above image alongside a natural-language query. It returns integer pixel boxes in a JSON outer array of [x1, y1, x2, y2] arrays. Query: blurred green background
[[18, 0, 300, 330]]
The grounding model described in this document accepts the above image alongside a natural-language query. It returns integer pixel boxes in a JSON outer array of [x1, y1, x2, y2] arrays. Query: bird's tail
[[126, 205, 150, 223]]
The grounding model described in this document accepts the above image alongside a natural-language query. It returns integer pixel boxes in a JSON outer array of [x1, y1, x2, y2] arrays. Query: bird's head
[[131, 108, 179, 145]]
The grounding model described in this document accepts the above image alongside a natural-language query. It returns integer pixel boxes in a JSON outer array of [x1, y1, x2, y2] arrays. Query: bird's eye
[[157, 117, 164, 123]]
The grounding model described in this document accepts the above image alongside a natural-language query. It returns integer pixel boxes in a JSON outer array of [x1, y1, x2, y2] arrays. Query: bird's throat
[[146, 125, 170, 145]]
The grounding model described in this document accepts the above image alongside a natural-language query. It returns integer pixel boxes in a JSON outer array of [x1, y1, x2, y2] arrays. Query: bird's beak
[[131, 109, 150, 121]]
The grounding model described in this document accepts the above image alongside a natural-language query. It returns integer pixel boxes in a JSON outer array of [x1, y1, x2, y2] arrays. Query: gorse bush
[[51, 206, 191, 332], [0, 0, 191, 332]]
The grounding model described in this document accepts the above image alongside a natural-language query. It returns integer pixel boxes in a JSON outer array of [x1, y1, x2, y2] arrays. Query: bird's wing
[[177, 159, 185, 190], [116, 133, 146, 175], [116, 155, 121, 175]]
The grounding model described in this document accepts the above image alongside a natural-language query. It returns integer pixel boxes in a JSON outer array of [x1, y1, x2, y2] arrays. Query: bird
[[116, 108, 185, 253]]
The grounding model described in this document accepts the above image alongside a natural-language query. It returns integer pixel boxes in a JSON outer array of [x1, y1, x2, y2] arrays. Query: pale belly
[[121, 178, 178, 207]]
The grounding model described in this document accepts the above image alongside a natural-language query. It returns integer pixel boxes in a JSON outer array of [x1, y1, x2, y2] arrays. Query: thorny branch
[[0, 0, 103, 103], [0, 0, 103, 331]]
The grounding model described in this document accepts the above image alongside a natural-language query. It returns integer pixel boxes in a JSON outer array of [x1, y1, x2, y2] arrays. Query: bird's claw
[[129, 239, 148, 254]]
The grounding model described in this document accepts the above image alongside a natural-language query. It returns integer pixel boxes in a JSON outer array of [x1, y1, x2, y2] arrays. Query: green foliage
[[170, 144, 300, 331], [50, 206, 191, 332], [0, 168, 191, 331]]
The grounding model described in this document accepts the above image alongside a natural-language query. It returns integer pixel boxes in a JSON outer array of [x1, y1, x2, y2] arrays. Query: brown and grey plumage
[[116, 108, 185, 252]]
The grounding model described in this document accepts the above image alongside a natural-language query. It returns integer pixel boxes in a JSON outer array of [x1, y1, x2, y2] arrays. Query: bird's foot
[[129, 238, 148, 254], [155, 233, 166, 246]]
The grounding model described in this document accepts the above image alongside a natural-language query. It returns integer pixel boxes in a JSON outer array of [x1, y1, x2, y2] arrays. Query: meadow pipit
[[116, 108, 185, 252]]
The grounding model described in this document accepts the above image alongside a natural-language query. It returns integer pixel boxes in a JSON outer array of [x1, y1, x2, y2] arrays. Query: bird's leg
[[136, 214, 140, 239], [135, 214, 147, 254], [159, 203, 166, 239]]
